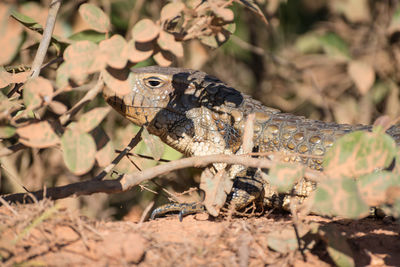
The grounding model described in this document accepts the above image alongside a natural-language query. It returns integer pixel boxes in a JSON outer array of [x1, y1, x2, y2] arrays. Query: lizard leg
[[226, 168, 265, 211], [150, 202, 205, 221]]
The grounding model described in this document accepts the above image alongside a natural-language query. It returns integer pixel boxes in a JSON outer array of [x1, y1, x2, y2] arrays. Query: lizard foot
[[150, 202, 205, 221]]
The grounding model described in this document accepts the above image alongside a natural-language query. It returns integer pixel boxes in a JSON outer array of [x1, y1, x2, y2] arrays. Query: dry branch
[[2, 153, 324, 204]]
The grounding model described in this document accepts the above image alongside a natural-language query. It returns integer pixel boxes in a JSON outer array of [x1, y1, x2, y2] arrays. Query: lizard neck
[[147, 106, 241, 156]]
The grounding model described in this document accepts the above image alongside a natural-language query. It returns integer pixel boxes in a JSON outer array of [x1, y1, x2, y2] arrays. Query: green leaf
[[323, 130, 397, 179], [0, 126, 16, 139], [199, 168, 232, 216], [357, 171, 400, 206], [318, 33, 351, 60], [11, 10, 41, 28], [61, 128, 96, 175], [312, 177, 370, 219], [318, 225, 355, 267], [68, 30, 106, 43], [77, 107, 110, 133]]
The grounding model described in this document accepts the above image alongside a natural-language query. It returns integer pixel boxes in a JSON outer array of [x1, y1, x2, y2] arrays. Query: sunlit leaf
[[77, 107, 111, 133], [157, 31, 183, 58], [323, 130, 397, 179], [23, 77, 53, 110], [153, 50, 174, 67], [160, 2, 185, 21], [99, 34, 127, 69], [79, 3, 110, 33], [17, 121, 60, 148], [101, 67, 135, 96], [48, 101, 67, 115], [124, 39, 154, 63], [1, 6, 23, 65], [132, 19, 160, 42]]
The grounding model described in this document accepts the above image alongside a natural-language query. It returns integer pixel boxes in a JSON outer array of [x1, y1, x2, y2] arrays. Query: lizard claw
[[150, 202, 205, 221]]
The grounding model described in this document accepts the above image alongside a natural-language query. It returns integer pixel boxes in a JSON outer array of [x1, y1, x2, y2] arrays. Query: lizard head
[[103, 66, 176, 126], [103, 66, 245, 127]]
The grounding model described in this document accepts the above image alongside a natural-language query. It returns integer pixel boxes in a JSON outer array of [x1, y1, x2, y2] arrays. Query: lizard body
[[103, 66, 400, 217]]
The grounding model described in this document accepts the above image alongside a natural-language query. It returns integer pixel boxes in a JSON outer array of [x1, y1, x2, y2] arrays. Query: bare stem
[[30, 0, 62, 78]]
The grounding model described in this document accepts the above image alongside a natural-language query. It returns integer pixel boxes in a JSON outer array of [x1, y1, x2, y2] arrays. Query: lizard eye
[[144, 77, 164, 88]]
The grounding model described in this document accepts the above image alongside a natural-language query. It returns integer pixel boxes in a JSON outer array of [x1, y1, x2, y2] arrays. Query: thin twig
[[93, 127, 144, 181], [59, 75, 104, 125], [30, 0, 62, 78]]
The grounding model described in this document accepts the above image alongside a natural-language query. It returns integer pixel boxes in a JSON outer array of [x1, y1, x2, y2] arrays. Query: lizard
[[102, 66, 400, 219]]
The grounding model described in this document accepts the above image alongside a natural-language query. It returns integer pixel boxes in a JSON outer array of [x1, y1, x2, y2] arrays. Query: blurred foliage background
[[1, 0, 400, 221]]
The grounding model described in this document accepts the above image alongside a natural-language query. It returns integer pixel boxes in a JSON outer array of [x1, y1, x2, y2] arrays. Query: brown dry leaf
[[157, 31, 183, 58], [78, 3, 110, 33], [23, 77, 53, 110], [235, 0, 268, 25], [348, 60, 375, 95], [153, 51, 174, 67], [373, 115, 393, 131], [131, 19, 160, 43], [99, 34, 127, 69], [124, 39, 154, 63], [0, 67, 29, 88], [160, 2, 185, 21], [0, 4, 23, 65], [199, 167, 232, 217], [213, 7, 234, 22], [17, 121, 60, 148], [330, 0, 370, 23], [101, 67, 134, 96]]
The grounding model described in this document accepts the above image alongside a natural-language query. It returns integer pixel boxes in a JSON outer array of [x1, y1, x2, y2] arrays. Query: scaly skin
[[103, 66, 400, 218]]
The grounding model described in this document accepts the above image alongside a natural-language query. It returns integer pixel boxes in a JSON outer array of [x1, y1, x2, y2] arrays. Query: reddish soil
[[1, 200, 399, 266]]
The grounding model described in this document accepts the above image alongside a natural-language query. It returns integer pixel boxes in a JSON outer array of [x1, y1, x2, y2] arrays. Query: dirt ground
[[1, 199, 399, 267]]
